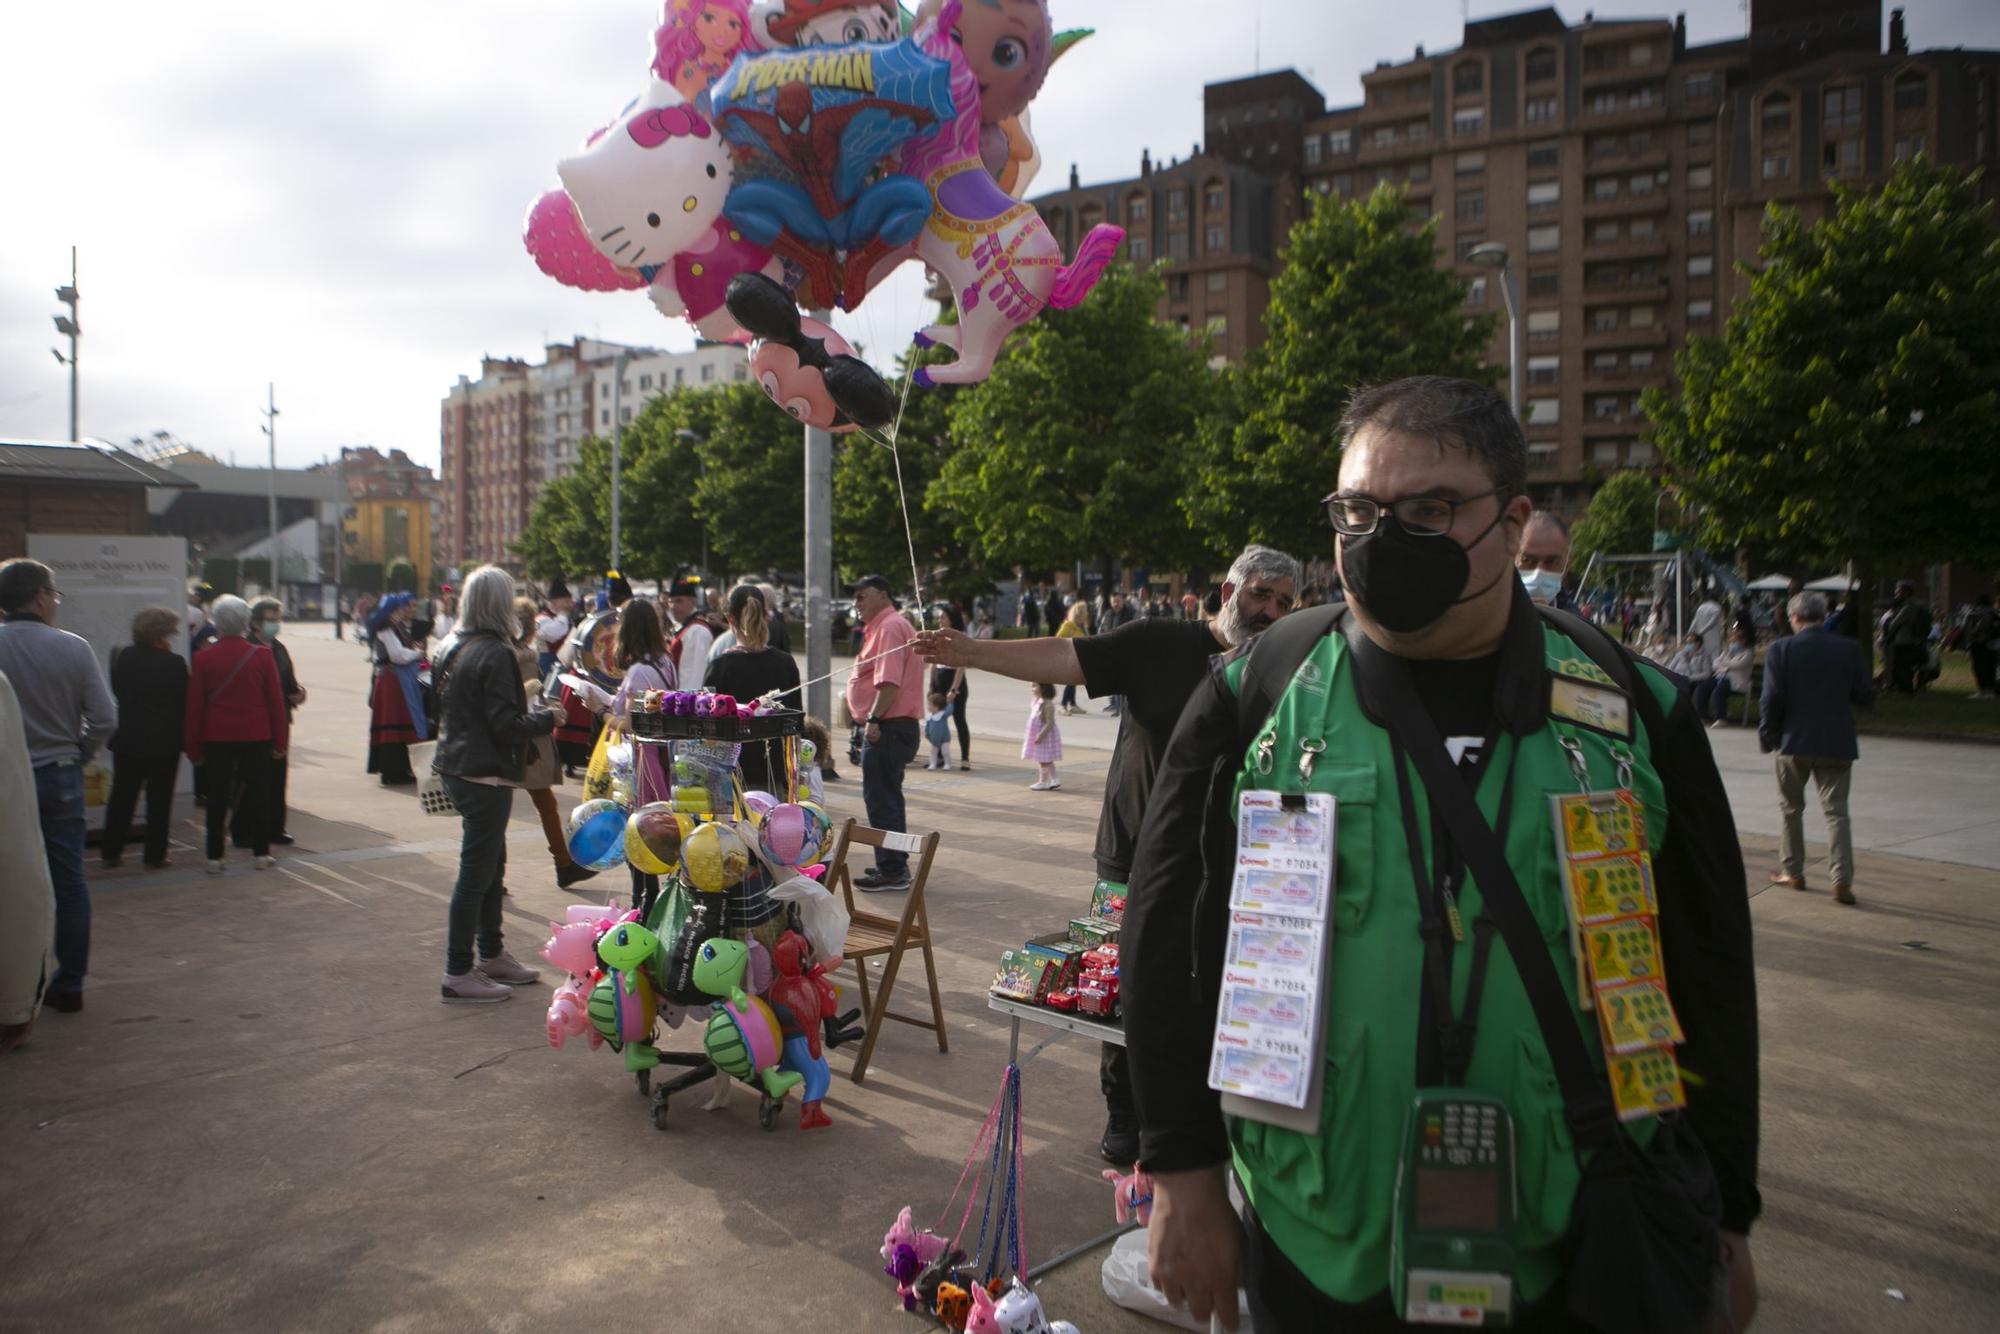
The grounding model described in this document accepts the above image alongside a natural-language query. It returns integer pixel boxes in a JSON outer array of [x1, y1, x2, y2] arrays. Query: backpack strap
[[1534, 603, 1669, 747], [1235, 603, 1347, 740]]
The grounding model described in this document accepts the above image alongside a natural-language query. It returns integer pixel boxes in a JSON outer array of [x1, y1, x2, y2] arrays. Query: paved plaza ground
[[3, 623, 1996, 1331]]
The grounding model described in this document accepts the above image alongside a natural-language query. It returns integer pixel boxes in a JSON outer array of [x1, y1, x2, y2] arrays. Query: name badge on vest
[[1547, 673, 1632, 741]]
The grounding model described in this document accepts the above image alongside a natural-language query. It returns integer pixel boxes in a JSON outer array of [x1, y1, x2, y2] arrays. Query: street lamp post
[[803, 310, 834, 727], [260, 384, 283, 595], [1467, 242, 1522, 420], [610, 351, 633, 572], [51, 248, 79, 442]]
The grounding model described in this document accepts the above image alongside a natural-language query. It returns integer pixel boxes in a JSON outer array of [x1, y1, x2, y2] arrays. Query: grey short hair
[[1226, 544, 1299, 590], [248, 597, 283, 621], [211, 595, 252, 637], [1338, 376, 1527, 498], [1525, 509, 1572, 542], [459, 565, 519, 638], [1788, 591, 1828, 623]]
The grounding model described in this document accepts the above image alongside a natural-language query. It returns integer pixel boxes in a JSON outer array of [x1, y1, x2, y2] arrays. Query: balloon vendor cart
[[541, 690, 862, 1134]]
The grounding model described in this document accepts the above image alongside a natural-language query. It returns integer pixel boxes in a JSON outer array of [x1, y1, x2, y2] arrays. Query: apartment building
[[439, 339, 751, 572], [1032, 2, 1997, 509]]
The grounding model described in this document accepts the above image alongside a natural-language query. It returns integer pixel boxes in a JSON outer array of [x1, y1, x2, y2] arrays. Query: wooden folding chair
[[823, 818, 948, 1084]]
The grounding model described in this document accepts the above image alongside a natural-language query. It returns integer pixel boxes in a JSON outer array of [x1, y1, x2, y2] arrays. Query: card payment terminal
[[1391, 1091, 1518, 1327]]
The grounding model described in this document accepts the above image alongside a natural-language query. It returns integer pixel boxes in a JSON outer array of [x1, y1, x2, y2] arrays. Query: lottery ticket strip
[[983, 995, 1143, 1279]]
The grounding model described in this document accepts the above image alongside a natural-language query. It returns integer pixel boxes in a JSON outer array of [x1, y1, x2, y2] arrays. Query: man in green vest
[[1123, 377, 1760, 1331]]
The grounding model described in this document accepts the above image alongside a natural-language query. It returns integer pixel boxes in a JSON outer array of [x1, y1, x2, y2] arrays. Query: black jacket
[[433, 631, 554, 782], [249, 632, 300, 718], [1759, 626, 1872, 761], [108, 644, 189, 757], [1121, 596, 1762, 1234]]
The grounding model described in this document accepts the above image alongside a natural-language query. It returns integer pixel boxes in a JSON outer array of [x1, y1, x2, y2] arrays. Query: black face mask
[[1341, 509, 1509, 635]]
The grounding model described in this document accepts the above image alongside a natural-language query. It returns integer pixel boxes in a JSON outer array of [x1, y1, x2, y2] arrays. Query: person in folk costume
[[534, 578, 574, 679], [550, 604, 619, 777], [365, 592, 427, 785], [664, 577, 722, 678]]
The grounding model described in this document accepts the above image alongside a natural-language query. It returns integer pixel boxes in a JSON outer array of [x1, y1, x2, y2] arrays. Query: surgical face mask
[[1340, 509, 1508, 635], [1520, 567, 1564, 604], [260, 621, 281, 638]]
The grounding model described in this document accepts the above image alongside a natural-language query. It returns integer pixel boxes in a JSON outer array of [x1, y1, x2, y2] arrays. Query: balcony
[[1582, 278, 1670, 305], [1583, 325, 1669, 351], [1582, 234, 1668, 261], [1584, 367, 1670, 392], [1580, 98, 1668, 131], [1583, 192, 1670, 222], [1583, 413, 1650, 435], [1585, 143, 1669, 173]]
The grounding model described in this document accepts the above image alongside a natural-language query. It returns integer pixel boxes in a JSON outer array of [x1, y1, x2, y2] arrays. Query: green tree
[[385, 558, 417, 593], [684, 383, 812, 577], [834, 339, 967, 591], [929, 262, 1222, 578], [1569, 470, 1662, 586], [1645, 159, 2000, 575], [1189, 186, 1498, 558], [514, 393, 704, 583]]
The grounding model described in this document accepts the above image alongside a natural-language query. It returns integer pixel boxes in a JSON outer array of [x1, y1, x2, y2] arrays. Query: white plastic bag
[[1100, 1229, 1254, 1333], [768, 874, 850, 964]]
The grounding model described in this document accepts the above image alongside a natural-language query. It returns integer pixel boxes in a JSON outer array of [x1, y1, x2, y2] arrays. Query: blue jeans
[[443, 776, 513, 975], [859, 718, 919, 873], [36, 762, 88, 997]]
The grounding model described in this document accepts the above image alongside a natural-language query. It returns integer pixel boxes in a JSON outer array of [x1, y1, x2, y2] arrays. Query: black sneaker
[[47, 991, 84, 1015], [1100, 1112, 1140, 1167], [557, 863, 600, 889], [854, 868, 911, 893], [271, 833, 296, 846]]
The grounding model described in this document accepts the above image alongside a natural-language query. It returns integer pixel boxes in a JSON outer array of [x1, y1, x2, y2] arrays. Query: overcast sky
[[2, 0, 1992, 470]]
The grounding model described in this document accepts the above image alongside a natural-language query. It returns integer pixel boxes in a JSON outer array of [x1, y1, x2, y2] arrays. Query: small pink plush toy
[[880, 1205, 949, 1266], [1104, 1165, 1155, 1226]]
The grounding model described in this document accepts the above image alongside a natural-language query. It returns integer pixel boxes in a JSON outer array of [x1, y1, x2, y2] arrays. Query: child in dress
[[923, 690, 953, 770], [1023, 682, 1062, 790]]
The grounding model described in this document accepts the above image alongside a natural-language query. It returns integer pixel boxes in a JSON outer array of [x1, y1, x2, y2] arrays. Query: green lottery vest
[[1223, 620, 1679, 1306]]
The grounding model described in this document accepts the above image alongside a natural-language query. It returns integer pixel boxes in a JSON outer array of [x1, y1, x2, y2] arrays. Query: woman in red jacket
[[184, 595, 288, 874]]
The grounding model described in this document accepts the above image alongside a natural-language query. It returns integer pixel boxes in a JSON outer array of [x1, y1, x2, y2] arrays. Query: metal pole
[[335, 447, 347, 590], [67, 248, 78, 442], [611, 351, 630, 572], [804, 314, 834, 725], [1498, 265, 1522, 419], [264, 383, 282, 594]]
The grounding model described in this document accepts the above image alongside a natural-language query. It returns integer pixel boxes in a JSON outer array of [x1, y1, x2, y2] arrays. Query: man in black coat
[[233, 598, 306, 848], [1761, 590, 1874, 904]]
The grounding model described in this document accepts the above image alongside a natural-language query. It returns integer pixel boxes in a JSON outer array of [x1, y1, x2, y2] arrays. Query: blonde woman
[[1055, 602, 1090, 714]]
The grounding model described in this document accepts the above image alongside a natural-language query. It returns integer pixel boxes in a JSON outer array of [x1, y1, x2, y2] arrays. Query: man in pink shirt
[[844, 574, 923, 890]]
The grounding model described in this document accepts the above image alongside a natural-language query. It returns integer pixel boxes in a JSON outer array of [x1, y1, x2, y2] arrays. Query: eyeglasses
[[1323, 488, 1506, 537], [1517, 552, 1569, 573], [45, 587, 63, 606]]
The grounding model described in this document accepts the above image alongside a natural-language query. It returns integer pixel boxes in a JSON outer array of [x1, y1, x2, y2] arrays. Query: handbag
[[410, 742, 459, 817], [1356, 621, 1723, 1334]]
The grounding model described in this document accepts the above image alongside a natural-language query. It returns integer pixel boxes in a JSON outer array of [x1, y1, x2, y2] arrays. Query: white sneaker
[[205, 859, 224, 875], [441, 971, 513, 1004], [254, 855, 276, 870], [1029, 779, 1054, 791]]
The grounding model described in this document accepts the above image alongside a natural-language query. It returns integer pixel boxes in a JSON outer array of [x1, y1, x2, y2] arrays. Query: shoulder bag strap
[[1354, 628, 1622, 1151], [205, 644, 257, 706], [1235, 603, 1346, 739]]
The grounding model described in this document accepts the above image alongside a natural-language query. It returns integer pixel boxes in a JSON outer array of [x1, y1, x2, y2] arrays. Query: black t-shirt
[[702, 647, 802, 794], [1407, 653, 1501, 784], [1072, 617, 1226, 880]]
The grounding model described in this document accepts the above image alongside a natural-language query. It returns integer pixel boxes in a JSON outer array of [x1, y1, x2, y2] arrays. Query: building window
[[601, 408, 610, 425], [1526, 397, 1560, 425], [1684, 208, 1714, 239], [1629, 40, 1655, 65], [1628, 171, 1656, 195], [1761, 150, 1790, 181], [1687, 254, 1714, 278], [1206, 314, 1228, 338], [1687, 164, 1713, 190], [733, 364, 747, 381], [1206, 271, 1229, 294], [1465, 276, 1488, 307], [1823, 85, 1862, 130], [1527, 309, 1560, 342], [1893, 136, 1924, 162], [1527, 181, 1560, 214], [1527, 139, 1560, 170], [1761, 94, 1792, 134], [1629, 350, 1654, 371], [1328, 129, 1352, 155], [1527, 354, 1560, 385], [1304, 136, 1322, 166], [1686, 299, 1714, 323], [1168, 274, 1190, 301], [1205, 224, 1226, 252], [1629, 305, 1656, 328], [639, 374, 653, 390], [1628, 130, 1654, 155], [1456, 193, 1485, 224], [1593, 308, 1621, 332], [1373, 125, 1398, 149], [1168, 232, 1189, 259], [1525, 46, 1557, 84], [1454, 108, 1485, 138], [1592, 395, 1625, 420], [1332, 173, 1352, 197], [674, 367, 686, 385], [1823, 138, 1862, 177], [1591, 441, 1622, 466], [1628, 440, 1655, 465], [1527, 270, 1559, 298], [1408, 159, 1431, 183], [1684, 71, 1715, 102], [1591, 351, 1620, 374], [1128, 192, 1150, 222], [1526, 96, 1559, 124], [1589, 90, 1621, 116], [1167, 189, 1188, 218], [1204, 182, 1225, 210], [1128, 235, 1149, 260], [1894, 72, 1927, 111], [1408, 78, 1432, 102], [1592, 176, 1619, 201], [1453, 61, 1484, 95], [1455, 234, 1486, 261], [1591, 220, 1620, 243], [1455, 150, 1486, 175], [620, 407, 632, 423]]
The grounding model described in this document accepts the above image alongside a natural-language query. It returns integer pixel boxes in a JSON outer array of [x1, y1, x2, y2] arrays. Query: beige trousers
[[1776, 755, 1854, 888]]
